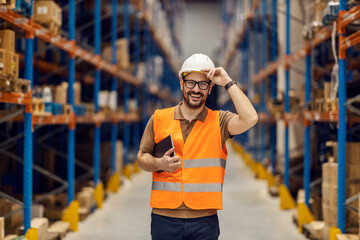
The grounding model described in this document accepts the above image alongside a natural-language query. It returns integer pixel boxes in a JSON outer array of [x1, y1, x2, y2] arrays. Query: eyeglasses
[[183, 79, 210, 90]]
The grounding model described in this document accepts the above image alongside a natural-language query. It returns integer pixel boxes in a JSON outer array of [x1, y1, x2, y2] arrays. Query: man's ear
[[179, 77, 184, 91], [208, 82, 214, 95]]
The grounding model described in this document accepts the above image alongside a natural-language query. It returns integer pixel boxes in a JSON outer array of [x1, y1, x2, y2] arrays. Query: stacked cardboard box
[[46, 221, 70, 240], [34, 0, 62, 35], [0, 199, 23, 234], [76, 187, 95, 221], [102, 38, 130, 70], [322, 162, 338, 229], [322, 142, 360, 236], [0, 0, 15, 9], [18, 218, 49, 240], [0, 30, 19, 83], [0, 217, 4, 240]]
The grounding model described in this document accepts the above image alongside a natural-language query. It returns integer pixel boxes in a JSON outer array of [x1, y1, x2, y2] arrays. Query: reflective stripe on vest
[[152, 182, 223, 193], [183, 158, 226, 169]]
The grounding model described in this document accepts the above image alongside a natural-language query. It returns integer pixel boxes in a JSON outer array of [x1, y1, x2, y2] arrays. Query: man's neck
[[180, 102, 205, 121]]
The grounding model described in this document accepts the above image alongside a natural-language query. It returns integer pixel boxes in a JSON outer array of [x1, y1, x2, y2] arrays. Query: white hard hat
[[179, 53, 215, 78]]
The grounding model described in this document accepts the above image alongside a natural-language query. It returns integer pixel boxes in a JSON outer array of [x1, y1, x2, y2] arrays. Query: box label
[[37, 6, 48, 15]]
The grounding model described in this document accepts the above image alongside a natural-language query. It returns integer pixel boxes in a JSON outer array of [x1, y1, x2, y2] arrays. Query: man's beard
[[182, 90, 208, 109]]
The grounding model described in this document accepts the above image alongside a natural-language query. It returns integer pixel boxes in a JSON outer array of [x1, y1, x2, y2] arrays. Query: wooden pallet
[[15, 79, 30, 94], [33, 98, 51, 116], [302, 221, 324, 240], [268, 186, 279, 197], [47, 221, 70, 240]]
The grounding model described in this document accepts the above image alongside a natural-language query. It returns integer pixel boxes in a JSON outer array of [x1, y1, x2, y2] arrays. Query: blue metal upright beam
[[304, 45, 311, 208], [110, 0, 118, 174], [23, 0, 34, 234], [133, 12, 141, 151], [94, 0, 101, 186], [260, 0, 267, 164], [254, 7, 260, 161], [142, 24, 151, 132], [284, 0, 290, 188], [270, 0, 277, 175], [244, 28, 249, 151], [337, 0, 347, 232], [67, 0, 76, 205], [123, 0, 131, 167]]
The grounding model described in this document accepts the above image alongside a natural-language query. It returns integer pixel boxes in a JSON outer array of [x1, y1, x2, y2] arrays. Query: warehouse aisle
[[65, 144, 306, 240]]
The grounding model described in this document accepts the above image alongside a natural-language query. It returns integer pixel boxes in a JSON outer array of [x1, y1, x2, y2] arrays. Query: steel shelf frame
[[260, 0, 267, 166], [0, 6, 177, 104], [93, 0, 101, 187], [224, 0, 360, 232], [0, 0, 183, 235], [123, 0, 131, 170], [337, 0, 347, 232]]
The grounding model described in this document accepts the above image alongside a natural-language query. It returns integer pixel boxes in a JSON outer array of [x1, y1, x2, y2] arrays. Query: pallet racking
[[222, 0, 360, 235], [0, 0, 183, 236]]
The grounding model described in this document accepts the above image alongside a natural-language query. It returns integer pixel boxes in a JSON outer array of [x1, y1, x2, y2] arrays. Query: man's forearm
[[227, 83, 258, 123], [136, 152, 161, 172]]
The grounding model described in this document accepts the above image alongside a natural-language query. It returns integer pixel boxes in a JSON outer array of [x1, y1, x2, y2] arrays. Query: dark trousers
[[151, 213, 220, 240]]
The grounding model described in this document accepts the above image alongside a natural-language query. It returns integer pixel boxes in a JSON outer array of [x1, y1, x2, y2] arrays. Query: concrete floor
[[65, 144, 306, 240]]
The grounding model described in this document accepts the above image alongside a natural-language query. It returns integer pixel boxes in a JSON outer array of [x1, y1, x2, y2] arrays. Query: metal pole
[[142, 24, 151, 132], [94, 0, 101, 186], [337, 0, 347, 232], [254, 7, 259, 161], [304, 45, 311, 208], [23, 0, 34, 234], [284, 0, 290, 188], [67, 0, 76, 205], [110, 0, 118, 174], [133, 13, 141, 151], [244, 28, 249, 151], [123, 0, 131, 167], [260, 0, 267, 164], [271, 0, 278, 176]]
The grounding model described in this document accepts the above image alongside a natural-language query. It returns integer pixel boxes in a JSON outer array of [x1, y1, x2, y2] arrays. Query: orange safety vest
[[151, 107, 228, 210]]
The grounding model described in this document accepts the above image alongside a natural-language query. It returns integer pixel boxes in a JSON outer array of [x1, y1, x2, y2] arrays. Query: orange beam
[[340, 30, 360, 51], [0, 92, 31, 105], [0, 6, 178, 104], [253, 27, 332, 83], [340, 5, 360, 28]]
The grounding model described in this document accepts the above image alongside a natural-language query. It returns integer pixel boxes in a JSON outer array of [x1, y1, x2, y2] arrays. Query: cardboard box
[[0, 30, 14, 52], [32, 204, 44, 218], [0, 199, 23, 229], [76, 191, 92, 210], [34, 1, 61, 26], [102, 39, 130, 70], [46, 221, 69, 240], [0, 217, 4, 240], [0, 49, 19, 77], [0, 0, 15, 9], [337, 234, 359, 240], [322, 203, 337, 227], [54, 83, 67, 105], [74, 81, 81, 105], [322, 162, 338, 185], [116, 39, 130, 70], [18, 218, 48, 240], [322, 183, 338, 207]]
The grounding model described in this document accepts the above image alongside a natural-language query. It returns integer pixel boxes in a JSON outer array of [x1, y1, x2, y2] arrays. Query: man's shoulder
[[155, 106, 177, 114]]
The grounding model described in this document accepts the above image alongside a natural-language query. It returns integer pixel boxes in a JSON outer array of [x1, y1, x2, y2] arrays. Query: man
[[137, 53, 258, 240]]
